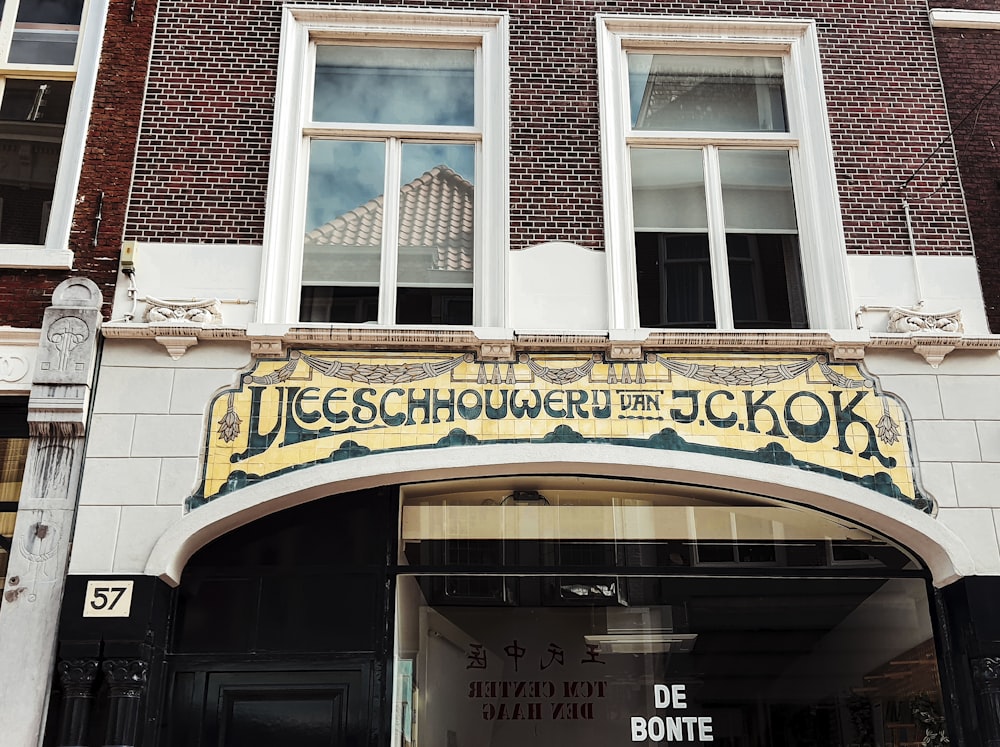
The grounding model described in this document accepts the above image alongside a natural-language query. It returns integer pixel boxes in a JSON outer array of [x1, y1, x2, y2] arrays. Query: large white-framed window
[[0, 0, 106, 269], [597, 16, 852, 331], [260, 7, 509, 326]]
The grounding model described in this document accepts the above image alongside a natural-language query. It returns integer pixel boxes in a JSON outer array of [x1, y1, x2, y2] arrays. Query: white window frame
[[0, 0, 108, 269], [597, 16, 853, 331], [260, 6, 509, 327]]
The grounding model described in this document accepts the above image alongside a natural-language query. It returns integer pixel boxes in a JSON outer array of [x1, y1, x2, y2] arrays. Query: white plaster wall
[[849, 255, 989, 334], [69, 339, 253, 574], [509, 242, 608, 331], [111, 243, 263, 326], [866, 349, 1000, 575]]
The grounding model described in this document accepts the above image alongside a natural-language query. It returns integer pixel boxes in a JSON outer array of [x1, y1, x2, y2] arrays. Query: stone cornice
[[0, 327, 41, 346], [930, 9, 1000, 30], [100, 322, 1000, 364]]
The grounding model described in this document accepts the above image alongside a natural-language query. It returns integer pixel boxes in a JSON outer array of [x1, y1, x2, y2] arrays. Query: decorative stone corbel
[[154, 335, 198, 360], [250, 336, 285, 357], [886, 306, 963, 334], [607, 342, 643, 361], [830, 343, 866, 362], [142, 296, 222, 324], [479, 341, 515, 361], [912, 342, 956, 369]]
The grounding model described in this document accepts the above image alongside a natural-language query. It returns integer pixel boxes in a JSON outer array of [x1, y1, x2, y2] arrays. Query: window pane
[[313, 46, 475, 126], [631, 149, 713, 328], [9, 0, 84, 65], [635, 233, 715, 328], [629, 54, 787, 132], [301, 140, 385, 321], [719, 150, 797, 232], [630, 148, 706, 231], [0, 79, 71, 244], [395, 576, 945, 747], [299, 286, 379, 324], [395, 143, 474, 325], [720, 151, 805, 329], [727, 234, 807, 329]]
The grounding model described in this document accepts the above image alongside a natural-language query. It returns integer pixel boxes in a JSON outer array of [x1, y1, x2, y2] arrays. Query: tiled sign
[[191, 351, 928, 511]]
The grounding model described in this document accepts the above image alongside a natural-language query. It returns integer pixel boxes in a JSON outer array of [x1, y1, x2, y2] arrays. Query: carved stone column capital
[[102, 659, 149, 699], [57, 658, 99, 698]]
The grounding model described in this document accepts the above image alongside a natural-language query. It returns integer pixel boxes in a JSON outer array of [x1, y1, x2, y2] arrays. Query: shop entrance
[[161, 478, 949, 747]]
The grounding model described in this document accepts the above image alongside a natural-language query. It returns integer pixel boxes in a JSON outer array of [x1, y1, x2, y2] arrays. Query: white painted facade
[[70, 239, 999, 590]]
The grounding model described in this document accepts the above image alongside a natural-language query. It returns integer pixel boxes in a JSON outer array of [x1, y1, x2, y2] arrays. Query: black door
[[166, 665, 372, 747], [160, 488, 398, 747]]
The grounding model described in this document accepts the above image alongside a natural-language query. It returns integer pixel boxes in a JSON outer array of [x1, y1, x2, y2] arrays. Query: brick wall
[[126, 0, 972, 262], [0, 0, 156, 327], [931, 4, 1000, 331]]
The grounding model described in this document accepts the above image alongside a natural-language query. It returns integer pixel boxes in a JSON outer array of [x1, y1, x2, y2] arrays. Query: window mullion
[[0, 0, 17, 63], [704, 145, 733, 329], [380, 138, 403, 325]]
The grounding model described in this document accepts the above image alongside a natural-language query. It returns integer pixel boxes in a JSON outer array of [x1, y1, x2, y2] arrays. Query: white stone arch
[[145, 443, 975, 588]]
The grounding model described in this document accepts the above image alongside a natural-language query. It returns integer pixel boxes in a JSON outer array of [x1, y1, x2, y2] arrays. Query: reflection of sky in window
[[305, 141, 475, 233], [313, 46, 475, 126]]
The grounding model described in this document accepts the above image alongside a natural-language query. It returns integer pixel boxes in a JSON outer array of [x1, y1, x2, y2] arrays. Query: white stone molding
[[0, 327, 40, 393], [887, 307, 964, 335], [929, 9, 1000, 30], [154, 336, 199, 360], [912, 342, 956, 369], [142, 297, 223, 324], [479, 341, 515, 360], [608, 342, 643, 361], [100, 322, 1000, 362], [144, 444, 975, 589]]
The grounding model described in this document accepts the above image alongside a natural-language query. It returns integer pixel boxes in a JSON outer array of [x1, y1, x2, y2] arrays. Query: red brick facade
[[0, 0, 982, 327], [931, 2, 1000, 332], [0, 0, 155, 327], [126, 0, 972, 260]]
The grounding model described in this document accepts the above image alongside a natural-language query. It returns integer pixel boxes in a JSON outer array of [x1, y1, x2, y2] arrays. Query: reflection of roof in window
[[305, 164, 473, 271]]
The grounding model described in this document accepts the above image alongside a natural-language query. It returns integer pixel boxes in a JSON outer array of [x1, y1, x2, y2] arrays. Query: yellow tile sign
[[193, 351, 929, 512]]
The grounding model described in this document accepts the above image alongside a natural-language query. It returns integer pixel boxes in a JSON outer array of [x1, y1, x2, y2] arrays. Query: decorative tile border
[[189, 350, 929, 512]]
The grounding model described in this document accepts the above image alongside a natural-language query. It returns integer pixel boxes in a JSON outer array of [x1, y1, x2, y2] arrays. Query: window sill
[[0, 247, 73, 270]]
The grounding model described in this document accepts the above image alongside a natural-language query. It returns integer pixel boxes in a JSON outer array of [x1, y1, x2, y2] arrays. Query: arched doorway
[[160, 476, 951, 747]]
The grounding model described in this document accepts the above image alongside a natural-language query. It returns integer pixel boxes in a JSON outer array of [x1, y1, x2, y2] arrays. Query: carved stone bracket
[[154, 335, 198, 360], [250, 336, 285, 357], [830, 343, 866, 362], [886, 306, 964, 334], [143, 296, 222, 324], [608, 342, 643, 361], [913, 342, 956, 369], [479, 341, 515, 361]]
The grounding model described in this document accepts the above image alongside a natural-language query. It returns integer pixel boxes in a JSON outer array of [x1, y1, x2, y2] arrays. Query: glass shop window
[[394, 481, 948, 747]]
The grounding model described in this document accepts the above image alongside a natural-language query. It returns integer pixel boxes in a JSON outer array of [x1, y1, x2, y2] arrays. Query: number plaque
[[82, 580, 134, 618]]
